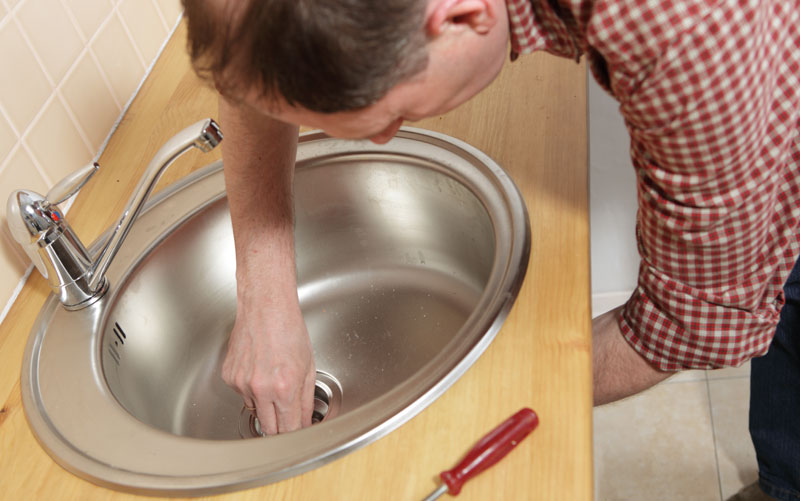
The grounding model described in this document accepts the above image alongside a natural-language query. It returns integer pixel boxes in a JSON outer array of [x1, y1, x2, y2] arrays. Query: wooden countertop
[[0, 21, 590, 500]]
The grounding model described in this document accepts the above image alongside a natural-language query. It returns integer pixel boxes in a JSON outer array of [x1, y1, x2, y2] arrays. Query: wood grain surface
[[0, 21, 591, 500]]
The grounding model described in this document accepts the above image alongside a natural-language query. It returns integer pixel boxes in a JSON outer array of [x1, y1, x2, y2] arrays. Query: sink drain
[[311, 381, 331, 424], [238, 371, 342, 438]]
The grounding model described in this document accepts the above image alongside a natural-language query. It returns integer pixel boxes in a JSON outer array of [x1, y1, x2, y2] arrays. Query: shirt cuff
[[617, 267, 780, 371]]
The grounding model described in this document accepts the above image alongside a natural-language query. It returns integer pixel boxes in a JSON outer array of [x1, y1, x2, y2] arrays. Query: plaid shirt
[[507, 0, 800, 370]]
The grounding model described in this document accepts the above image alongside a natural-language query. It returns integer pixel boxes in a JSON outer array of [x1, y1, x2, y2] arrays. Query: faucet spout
[[88, 119, 223, 293], [5, 118, 223, 310]]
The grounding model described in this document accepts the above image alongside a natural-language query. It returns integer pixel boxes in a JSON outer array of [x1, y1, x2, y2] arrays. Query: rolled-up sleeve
[[585, 0, 800, 369]]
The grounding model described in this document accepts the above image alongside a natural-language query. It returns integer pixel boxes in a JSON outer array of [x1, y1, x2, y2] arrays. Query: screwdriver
[[421, 407, 539, 500]]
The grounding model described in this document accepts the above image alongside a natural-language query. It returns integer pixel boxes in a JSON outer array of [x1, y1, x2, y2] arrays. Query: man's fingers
[[274, 389, 304, 433], [300, 368, 316, 427], [255, 401, 279, 436]]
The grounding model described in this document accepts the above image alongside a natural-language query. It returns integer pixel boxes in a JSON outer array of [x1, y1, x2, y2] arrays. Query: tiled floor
[[593, 294, 758, 501]]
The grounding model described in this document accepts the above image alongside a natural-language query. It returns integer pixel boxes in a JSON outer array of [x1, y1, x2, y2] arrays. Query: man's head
[[182, 0, 509, 142]]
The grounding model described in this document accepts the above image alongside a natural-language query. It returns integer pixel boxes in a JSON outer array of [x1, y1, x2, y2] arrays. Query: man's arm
[[218, 97, 316, 434], [593, 306, 670, 405]]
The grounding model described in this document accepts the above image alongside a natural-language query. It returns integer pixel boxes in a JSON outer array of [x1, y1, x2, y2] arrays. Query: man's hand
[[222, 279, 315, 434]]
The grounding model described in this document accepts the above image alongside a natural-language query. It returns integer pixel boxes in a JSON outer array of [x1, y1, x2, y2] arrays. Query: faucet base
[[62, 277, 109, 311]]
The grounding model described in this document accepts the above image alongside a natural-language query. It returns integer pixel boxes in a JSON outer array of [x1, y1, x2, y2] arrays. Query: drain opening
[[238, 371, 342, 438], [311, 382, 331, 424]]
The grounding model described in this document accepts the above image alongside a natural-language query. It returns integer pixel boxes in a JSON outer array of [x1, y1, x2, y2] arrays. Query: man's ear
[[426, 0, 498, 37]]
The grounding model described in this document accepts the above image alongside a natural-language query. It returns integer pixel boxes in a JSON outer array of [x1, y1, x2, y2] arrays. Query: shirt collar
[[506, 0, 582, 61]]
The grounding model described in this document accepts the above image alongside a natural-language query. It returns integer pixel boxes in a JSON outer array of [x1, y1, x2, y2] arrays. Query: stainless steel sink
[[21, 128, 530, 495]]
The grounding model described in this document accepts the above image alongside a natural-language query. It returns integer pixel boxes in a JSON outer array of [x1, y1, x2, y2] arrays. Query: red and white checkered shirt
[[507, 0, 800, 370]]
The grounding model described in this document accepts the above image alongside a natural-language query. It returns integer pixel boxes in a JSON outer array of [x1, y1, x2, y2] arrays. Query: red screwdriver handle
[[439, 408, 539, 496]]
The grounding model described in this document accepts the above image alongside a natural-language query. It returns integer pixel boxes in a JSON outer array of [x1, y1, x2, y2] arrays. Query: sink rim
[[20, 127, 531, 495]]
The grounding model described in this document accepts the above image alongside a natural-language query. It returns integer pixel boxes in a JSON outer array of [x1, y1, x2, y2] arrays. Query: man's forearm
[[219, 97, 300, 286], [593, 306, 671, 405]]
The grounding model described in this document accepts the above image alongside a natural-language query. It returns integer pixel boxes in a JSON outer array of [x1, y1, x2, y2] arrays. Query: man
[[182, 1, 800, 498]]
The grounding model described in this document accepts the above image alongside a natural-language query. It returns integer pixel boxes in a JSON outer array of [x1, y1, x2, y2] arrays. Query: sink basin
[[21, 128, 530, 495]]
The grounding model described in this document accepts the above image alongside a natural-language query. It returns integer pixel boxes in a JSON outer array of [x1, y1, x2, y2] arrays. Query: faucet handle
[[6, 189, 50, 280], [44, 162, 99, 208]]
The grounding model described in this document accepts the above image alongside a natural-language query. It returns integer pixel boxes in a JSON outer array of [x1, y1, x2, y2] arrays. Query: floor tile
[[708, 378, 758, 500], [594, 381, 720, 500]]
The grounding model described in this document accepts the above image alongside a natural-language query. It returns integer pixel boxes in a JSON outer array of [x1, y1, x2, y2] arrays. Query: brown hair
[[182, 0, 430, 113]]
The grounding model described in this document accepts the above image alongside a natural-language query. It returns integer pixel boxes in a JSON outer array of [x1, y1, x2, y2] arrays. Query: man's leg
[[749, 257, 800, 500]]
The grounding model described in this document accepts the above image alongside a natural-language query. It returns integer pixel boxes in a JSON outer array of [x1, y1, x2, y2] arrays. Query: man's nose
[[368, 118, 404, 144]]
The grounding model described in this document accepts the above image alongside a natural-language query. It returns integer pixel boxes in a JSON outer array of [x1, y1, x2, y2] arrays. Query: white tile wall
[[0, 0, 183, 319]]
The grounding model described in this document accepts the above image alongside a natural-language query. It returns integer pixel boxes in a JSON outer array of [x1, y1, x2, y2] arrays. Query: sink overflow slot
[[107, 322, 128, 366], [113, 322, 127, 345]]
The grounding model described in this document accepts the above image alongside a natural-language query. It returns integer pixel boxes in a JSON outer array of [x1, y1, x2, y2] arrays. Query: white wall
[[588, 75, 639, 312]]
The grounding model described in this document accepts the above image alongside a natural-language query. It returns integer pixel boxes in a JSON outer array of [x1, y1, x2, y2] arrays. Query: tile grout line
[[150, 0, 170, 32], [11, 11, 56, 89], [8, 8, 95, 180], [54, 91, 97, 161], [1, 0, 21, 19], [45, 5, 120, 154], [706, 375, 726, 501], [14, 92, 71, 187], [0, 7, 10, 35], [114, 8, 147, 70], [56, 0, 123, 112], [82, 6, 134, 113], [93, 9, 184, 162], [57, 0, 87, 45], [20, 137, 53, 187], [86, 49, 123, 112], [0, 101, 21, 175], [13, 91, 65, 187]]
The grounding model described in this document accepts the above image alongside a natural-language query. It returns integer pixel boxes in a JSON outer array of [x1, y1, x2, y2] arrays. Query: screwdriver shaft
[[421, 484, 448, 501]]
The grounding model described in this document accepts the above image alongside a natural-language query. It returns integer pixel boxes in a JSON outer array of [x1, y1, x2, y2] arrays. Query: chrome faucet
[[6, 118, 223, 310]]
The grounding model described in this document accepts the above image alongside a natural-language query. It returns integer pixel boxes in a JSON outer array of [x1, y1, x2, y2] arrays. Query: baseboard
[[591, 290, 633, 317]]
